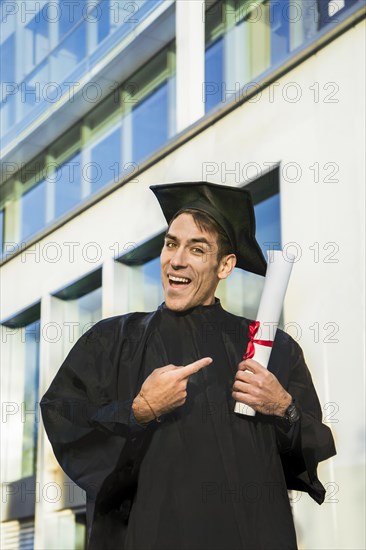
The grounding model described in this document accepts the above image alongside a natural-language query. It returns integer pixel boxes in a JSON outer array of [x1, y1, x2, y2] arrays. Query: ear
[[218, 254, 237, 280]]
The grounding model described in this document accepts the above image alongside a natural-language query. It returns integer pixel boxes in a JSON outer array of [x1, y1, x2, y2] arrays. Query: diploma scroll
[[234, 250, 294, 416]]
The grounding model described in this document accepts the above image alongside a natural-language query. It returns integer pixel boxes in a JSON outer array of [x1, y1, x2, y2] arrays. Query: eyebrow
[[164, 233, 214, 247]]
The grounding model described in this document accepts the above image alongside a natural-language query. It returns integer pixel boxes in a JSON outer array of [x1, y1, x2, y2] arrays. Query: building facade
[[1, 1, 365, 548]]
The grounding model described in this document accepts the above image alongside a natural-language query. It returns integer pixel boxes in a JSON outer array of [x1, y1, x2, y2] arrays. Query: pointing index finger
[[179, 357, 213, 378]]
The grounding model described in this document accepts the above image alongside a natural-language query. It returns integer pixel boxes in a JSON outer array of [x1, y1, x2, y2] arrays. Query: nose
[[170, 246, 188, 269]]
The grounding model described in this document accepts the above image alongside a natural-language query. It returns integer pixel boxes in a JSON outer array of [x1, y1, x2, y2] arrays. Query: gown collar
[[158, 297, 223, 317]]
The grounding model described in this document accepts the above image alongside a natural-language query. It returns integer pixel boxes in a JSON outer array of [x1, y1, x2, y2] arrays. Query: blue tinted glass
[[90, 128, 121, 192], [205, 38, 224, 112], [0, 210, 4, 255], [22, 60, 49, 118], [21, 181, 46, 240], [270, 0, 290, 64], [51, 21, 86, 82], [93, 1, 111, 43], [55, 152, 81, 217], [25, 7, 49, 71], [22, 320, 40, 477], [132, 82, 168, 163], [254, 193, 281, 256], [59, 0, 84, 39], [0, 33, 15, 83], [0, 96, 16, 137]]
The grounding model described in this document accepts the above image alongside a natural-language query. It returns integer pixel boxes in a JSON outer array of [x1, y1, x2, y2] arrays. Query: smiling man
[[41, 182, 336, 550]]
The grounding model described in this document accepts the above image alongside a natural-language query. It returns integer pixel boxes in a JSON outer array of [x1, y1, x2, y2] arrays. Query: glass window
[[0, 315, 40, 482], [318, 0, 359, 29], [58, 0, 84, 39], [21, 59, 49, 120], [61, 286, 102, 358], [0, 94, 16, 137], [21, 180, 47, 241], [51, 21, 86, 82], [217, 192, 281, 319], [142, 257, 165, 311], [54, 151, 82, 218], [22, 321, 41, 478], [205, 38, 224, 112], [89, 0, 114, 48], [0, 209, 4, 256], [0, 33, 15, 84], [90, 127, 122, 193], [24, 9, 49, 75], [236, 0, 271, 83], [132, 82, 168, 164], [270, 0, 290, 64]]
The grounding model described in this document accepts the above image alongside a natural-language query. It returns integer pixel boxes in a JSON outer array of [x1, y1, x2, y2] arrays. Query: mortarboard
[[150, 181, 267, 276]]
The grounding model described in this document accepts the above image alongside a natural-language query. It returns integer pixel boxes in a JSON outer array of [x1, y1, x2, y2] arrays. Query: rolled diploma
[[234, 250, 294, 416]]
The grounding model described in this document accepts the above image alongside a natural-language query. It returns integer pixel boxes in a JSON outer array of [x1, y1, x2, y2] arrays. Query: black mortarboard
[[150, 181, 267, 276]]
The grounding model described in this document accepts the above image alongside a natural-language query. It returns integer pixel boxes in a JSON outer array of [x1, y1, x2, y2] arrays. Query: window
[[21, 321, 41, 478], [90, 127, 122, 193], [53, 272, 102, 359], [58, 0, 84, 40], [142, 257, 165, 311], [54, 151, 82, 218], [1, 308, 41, 482], [20, 180, 47, 241], [132, 82, 169, 164], [0, 33, 15, 84], [24, 9, 49, 75], [51, 21, 87, 82], [0, 209, 4, 256], [205, 38, 224, 112]]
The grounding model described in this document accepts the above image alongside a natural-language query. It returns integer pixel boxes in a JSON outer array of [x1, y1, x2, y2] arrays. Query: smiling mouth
[[167, 274, 192, 287]]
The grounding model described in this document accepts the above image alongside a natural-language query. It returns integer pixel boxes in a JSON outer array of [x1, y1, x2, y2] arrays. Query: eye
[[165, 241, 176, 249], [192, 247, 204, 254]]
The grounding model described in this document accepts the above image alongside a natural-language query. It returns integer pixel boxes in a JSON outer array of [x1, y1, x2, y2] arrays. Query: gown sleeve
[[40, 317, 153, 544], [272, 335, 337, 504]]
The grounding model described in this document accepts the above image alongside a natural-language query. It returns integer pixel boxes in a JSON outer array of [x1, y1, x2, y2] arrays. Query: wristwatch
[[282, 398, 300, 425]]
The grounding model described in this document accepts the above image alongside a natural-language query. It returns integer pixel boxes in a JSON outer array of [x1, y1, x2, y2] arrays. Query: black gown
[[40, 300, 336, 550]]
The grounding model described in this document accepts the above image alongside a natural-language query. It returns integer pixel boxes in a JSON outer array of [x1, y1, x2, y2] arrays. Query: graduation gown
[[40, 300, 336, 550]]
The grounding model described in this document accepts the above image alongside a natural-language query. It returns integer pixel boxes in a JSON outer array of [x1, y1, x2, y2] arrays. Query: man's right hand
[[132, 357, 213, 424]]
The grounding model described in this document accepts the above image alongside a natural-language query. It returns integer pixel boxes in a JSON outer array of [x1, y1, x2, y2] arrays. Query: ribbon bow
[[243, 320, 273, 360]]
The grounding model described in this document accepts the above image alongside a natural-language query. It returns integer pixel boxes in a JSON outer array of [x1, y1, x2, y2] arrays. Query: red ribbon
[[243, 320, 273, 360]]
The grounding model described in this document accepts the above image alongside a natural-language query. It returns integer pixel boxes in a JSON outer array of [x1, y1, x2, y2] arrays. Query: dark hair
[[168, 208, 234, 263]]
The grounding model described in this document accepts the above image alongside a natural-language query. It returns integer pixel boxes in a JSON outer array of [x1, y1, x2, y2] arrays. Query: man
[[41, 182, 336, 550]]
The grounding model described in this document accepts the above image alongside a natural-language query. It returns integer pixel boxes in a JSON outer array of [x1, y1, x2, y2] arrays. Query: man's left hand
[[232, 359, 292, 416]]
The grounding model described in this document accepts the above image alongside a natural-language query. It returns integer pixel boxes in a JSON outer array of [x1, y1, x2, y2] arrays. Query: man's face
[[160, 213, 224, 312]]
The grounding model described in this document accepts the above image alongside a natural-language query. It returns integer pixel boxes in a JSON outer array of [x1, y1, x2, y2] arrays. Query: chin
[[165, 298, 189, 312]]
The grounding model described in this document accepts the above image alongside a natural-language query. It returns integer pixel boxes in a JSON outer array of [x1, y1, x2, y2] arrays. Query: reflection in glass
[[270, 0, 290, 64], [237, 1, 271, 83], [21, 180, 46, 241], [90, 128, 122, 193], [54, 152, 81, 217], [24, 9, 49, 75], [58, 0, 84, 39], [0, 33, 15, 84], [142, 257, 164, 311], [51, 22, 86, 82], [61, 287, 102, 358], [132, 82, 168, 164], [21, 321, 40, 478], [205, 38, 224, 112], [22, 60, 49, 119], [0, 209, 4, 255]]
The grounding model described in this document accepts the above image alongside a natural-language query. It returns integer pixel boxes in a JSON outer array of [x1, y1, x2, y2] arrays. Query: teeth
[[168, 275, 190, 283]]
